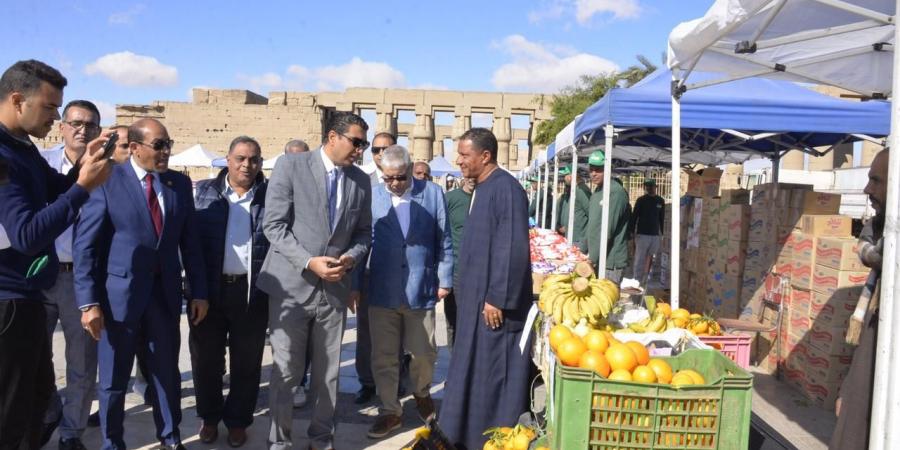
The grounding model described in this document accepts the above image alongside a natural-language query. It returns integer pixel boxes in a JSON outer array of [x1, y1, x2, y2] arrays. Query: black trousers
[[188, 276, 268, 428], [444, 291, 457, 353], [0, 299, 54, 450]]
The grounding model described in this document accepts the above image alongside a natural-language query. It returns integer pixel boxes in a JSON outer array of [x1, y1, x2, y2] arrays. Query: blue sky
[[4, 0, 715, 125]]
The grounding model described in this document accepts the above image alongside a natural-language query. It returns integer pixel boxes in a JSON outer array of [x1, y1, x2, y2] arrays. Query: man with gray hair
[[283, 139, 309, 154], [352, 145, 452, 439]]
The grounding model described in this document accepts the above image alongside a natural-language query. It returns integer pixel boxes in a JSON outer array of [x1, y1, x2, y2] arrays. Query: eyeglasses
[[231, 155, 263, 165], [371, 146, 387, 154], [136, 139, 174, 153], [63, 120, 100, 131], [338, 133, 369, 150], [382, 174, 409, 183]]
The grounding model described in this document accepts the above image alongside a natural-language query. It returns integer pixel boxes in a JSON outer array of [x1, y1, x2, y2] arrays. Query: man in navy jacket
[[73, 118, 208, 450], [189, 136, 269, 447], [0, 60, 112, 450]]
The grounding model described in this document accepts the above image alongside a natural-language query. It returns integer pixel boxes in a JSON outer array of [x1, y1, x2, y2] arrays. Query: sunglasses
[[136, 139, 175, 152], [338, 133, 369, 150], [382, 174, 409, 183], [63, 120, 100, 131], [371, 146, 388, 154]]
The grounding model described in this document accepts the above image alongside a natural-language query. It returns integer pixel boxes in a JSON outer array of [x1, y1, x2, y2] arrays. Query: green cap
[[558, 166, 572, 176], [644, 178, 656, 186], [588, 150, 606, 167]]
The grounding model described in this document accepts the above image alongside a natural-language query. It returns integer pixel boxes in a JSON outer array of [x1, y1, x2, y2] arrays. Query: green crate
[[548, 349, 752, 450]]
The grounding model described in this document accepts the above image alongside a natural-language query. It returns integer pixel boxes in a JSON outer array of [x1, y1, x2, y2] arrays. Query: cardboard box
[[747, 216, 773, 243], [720, 205, 750, 241], [720, 240, 747, 275], [807, 322, 855, 356], [720, 189, 750, 205], [791, 258, 815, 291], [810, 289, 861, 327], [811, 265, 870, 297], [755, 330, 779, 374], [791, 288, 812, 318], [753, 183, 811, 207], [791, 233, 817, 260], [803, 375, 841, 411], [798, 191, 842, 215], [783, 363, 808, 394], [779, 207, 804, 230], [788, 302, 811, 337], [804, 344, 852, 383], [744, 241, 773, 271], [686, 167, 723, 198], [800, 215, 852, 237], [816, 237, 866, 272]]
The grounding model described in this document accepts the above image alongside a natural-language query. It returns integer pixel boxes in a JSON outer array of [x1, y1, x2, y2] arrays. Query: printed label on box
[[800, 191, 841, 215], [807, 322, 855, 356], [811, 265, 870, 296], [816, 236, 865, 272], [791, 233, 817, 260], [800, 215, 852, 237], [791, 288, 811, 317], [810, 290, 858, 327], [791, 259, 814, 291], [804, 344, 852, 383]]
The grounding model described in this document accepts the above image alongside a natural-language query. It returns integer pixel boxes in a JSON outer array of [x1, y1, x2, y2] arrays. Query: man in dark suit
[[257, 111, 372, 450], [73, 118, 209, 450]]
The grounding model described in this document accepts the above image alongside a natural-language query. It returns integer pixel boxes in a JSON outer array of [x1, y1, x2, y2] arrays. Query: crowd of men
[[0, 59, 535, 450], [530, 151, 666, 285]]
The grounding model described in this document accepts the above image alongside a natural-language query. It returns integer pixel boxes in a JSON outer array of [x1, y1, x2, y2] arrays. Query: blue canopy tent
[[537, 68, 890, 299], [428, 155, 461, 177]]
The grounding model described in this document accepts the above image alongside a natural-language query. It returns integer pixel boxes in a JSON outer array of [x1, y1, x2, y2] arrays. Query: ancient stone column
[[492, 115, 512, 167], [412, 113, 434, 161], [808, 146, 836, 171], [509, 142, 519, 170], [375, 104, 397, 136], [451, 106, 472, 152], [780, 150, 804, 171], [433, 139, 444, 158]]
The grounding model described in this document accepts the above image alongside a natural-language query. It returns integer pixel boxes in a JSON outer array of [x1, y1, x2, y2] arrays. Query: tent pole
[[598, 123, 614, 278], [536, 163, 543, 226], [542, 160, 551, 228], [671, 76, 682, 310], [869, 1, 900, 447], [567, 149, 578, 243], [551, 153, 560, 232]]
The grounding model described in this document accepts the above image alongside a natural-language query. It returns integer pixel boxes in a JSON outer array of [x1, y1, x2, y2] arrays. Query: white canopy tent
[[263, 153, 282, 170], [167, 144, 219, 167], [668, 1, 899, 447]]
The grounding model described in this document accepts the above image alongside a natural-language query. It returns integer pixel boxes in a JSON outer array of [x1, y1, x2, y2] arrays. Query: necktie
[[144, 173, 163, 237], [328, 168, 339, 230]]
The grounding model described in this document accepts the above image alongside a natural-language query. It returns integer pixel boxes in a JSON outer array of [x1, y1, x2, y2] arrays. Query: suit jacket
[[256, 149, 372, 308], [356, 179, 453, 310], [73, 160, 208, 323]]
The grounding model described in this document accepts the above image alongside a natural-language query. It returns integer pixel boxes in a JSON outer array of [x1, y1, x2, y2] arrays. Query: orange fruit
[[691, 321, 709, 334], [549, 325, 573, 351], [579, 350, 611, 378], [583, 330, 609, 354], [556, 336, 588, 367], [671, 373, 695, 387], [689, 313, 702, 320], [605, 344, 638, 372], [647, 359, 673, 384], [678, 369, 706, 385], [632, 365, 657, 383], [656, 303, 672, 318], [608, 369, 633, 382], [673, 317, 688, 328], [625, 341, 651, 365], [671, 308, 691, 321]]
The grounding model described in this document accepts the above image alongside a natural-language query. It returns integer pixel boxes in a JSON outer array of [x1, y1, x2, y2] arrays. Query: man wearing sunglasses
[[352, 145, 451, 439], [39, 99, 102, 450], [258, 111, 372, 450], [73, 118, 208, 450]]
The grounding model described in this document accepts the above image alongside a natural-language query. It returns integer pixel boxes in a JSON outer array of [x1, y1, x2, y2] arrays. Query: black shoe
[[154, 444, 186, 450], [59, 438, 88, 450], [354, 385, 376, 404], [87, 411, 100, 427]]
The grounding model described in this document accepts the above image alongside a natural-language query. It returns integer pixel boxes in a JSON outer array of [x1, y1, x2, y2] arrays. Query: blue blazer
[[358, 179, 453, 310], [73, 161, 208, 323]]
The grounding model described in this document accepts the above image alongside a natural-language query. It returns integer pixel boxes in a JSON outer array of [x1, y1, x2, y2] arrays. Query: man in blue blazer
[[353, 145, 453, 440], [73, 118, 208, 450]]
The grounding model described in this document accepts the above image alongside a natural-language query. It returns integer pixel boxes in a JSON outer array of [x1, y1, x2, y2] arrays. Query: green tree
[[534, 55, 657, 146]]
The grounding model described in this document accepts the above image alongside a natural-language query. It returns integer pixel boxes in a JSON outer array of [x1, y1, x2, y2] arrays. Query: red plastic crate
[[699, 334, 752, 369]]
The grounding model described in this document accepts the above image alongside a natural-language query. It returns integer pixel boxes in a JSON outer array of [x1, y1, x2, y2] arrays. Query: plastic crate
[[548, 349, 752, 450], [699, 335, 753, 369]]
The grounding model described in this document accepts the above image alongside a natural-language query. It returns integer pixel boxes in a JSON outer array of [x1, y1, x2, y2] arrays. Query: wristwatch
[[79, 305, 97, 312]]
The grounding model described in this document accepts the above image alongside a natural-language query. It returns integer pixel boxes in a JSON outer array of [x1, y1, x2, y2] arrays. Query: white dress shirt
[[131, 156, 166, 219], [222, 178, 253, 275], [388, 185, 413, 238], [320, 148, 343, 211]]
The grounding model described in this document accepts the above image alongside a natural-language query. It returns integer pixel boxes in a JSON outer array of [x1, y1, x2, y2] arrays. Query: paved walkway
[[43, 304, 454, 450]]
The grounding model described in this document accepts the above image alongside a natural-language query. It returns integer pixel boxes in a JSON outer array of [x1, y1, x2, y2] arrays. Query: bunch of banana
[[538, 262, 620, 327], [627, 310, 668, 333]]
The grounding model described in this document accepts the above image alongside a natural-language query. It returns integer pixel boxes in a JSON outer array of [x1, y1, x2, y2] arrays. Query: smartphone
[[101, 132, 119, 160]]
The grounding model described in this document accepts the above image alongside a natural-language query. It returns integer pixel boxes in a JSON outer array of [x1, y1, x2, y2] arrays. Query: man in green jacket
[[585, 151, 631, 283], [556, 165, 591, 253]]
